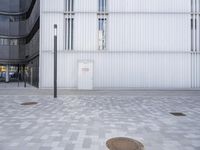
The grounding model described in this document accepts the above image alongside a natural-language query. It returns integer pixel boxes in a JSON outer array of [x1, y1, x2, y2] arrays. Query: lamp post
[[18, 64, 20, 87], [23, 65, 26, 88], [54, 24, 58, 98]]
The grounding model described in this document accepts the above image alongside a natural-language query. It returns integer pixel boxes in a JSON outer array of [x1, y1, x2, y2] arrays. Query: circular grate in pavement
[[21, 102, 38, 106], [106, 137, 144, 150]]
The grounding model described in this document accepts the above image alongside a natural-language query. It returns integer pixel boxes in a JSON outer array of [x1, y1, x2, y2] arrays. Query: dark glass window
[[98, 18, 106, 50], [0, 38, 25, 46], [98, 0, 106, 12], [0, 15, 9, 22], [10, 39, 18, 46], [66, 0, 74, 12], [65, 18, 74, 50]]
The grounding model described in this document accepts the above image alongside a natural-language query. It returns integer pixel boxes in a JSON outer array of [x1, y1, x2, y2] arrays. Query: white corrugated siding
[[108, 0, 190, 12], [40, 0, 200, 89], [40, 52, 191, 88], [107, 14, 190, 52], [74, 14, 97, 51]]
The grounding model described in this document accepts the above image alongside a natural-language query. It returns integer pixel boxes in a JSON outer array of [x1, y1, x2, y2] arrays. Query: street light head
[[54, 24, 57, 36]]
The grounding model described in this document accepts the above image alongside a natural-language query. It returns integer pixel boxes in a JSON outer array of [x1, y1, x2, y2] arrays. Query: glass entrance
[[0, 65, 6, 82], [0, 65, 24, 83]]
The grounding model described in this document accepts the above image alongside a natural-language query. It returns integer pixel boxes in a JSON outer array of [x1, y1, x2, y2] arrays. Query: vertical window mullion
[[69, 18, 71, 50], [65, 0, 74, 50], [65, 18, 68, 50], [68, 18, 70, 50], [71, 0, 74, 12], [98, 18, 105, 50], [68, 0, 70, 12], [71, 18, 74, 50], [104, 18, 107, 49], [199, 0, 200, 51], [195, 0, 197, 52], [98, 0, 107, 50], [104, 0, 106, 49], [98, 19, 101, 50], [66, 0, 68, 11], [191, 0, 194, 52], [104, 0, 106, 12], [98, 0, 101, 12], [70, 0, 72, 12], [70, 18, 72, 50], [98, 0, 100, 12]]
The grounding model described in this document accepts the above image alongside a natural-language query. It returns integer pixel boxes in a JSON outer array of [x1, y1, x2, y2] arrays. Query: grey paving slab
[[0, 90, 200, 150], [0, 82, 200, 96], [0, 82, 34, 89]]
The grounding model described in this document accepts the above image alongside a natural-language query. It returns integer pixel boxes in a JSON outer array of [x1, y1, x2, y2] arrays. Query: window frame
[[98, 0, 107, 12], [64, 16, 74, 50], [98, 16, 107, 50], [66, 0, 74, 12]]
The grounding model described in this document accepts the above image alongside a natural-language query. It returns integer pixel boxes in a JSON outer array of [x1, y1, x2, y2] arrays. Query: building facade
[[0, 0, 40, 86], [40, 0, 200, 89], [1, 0, 200, 89]]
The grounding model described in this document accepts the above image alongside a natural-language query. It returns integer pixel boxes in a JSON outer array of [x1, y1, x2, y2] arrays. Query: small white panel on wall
[[78, 60, 93, 90]]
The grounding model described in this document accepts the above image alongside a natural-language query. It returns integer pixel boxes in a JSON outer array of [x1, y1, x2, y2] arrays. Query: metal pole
[[54, 24, 58, 98], [18, 64, 20, 87], [23, 65, 26, 88]]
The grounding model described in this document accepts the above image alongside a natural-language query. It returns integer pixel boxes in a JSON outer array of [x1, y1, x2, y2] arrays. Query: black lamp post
[[54, 24, 57, 98]]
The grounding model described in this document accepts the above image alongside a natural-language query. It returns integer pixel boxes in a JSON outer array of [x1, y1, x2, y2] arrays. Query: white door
[[78, 61, 93, 90]]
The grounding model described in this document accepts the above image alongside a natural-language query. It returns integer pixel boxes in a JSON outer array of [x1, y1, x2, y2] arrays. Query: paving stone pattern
[[0, 82, 33, 89], [0, 95, 200, 150]]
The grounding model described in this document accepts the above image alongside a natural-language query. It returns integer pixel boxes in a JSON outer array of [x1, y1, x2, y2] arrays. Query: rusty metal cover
[[106, 137, 144, 150]]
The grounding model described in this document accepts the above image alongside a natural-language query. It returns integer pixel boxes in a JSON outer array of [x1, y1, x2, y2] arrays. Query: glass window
[[0, 15, 9, 22], [98, 0, 106, 12], [0, 38, 26, 46], [0, 39, 4, 45], [0, 14, 26, 23], [3, 39, 9, 45], [66, 0, 74, 12], [10, 39, 18, 46], [98, 18, 106, 50], [65, 18, 74, 50]]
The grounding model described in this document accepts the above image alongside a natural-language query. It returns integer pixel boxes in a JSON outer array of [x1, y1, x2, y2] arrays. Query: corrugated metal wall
[[40, 0, 200, 89]]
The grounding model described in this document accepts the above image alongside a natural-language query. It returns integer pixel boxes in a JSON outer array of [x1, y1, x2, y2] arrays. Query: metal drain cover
[[106, 137, 144, 150], [21, 102, 38, 106], [170, 112, 186, 116]]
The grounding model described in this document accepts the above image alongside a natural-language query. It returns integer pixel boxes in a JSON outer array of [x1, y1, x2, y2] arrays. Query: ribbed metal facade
[[40, 0, 200, 89]]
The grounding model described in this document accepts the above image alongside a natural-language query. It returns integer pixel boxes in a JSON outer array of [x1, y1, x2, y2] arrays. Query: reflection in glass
[[98, 0, 106, 12], [98, 18, 106, 50], [0, 38, 25, 46]]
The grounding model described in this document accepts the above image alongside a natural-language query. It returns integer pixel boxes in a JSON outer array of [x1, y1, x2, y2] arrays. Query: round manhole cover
[[106, 137, 144, 150], [21, 102, 38, 106]]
